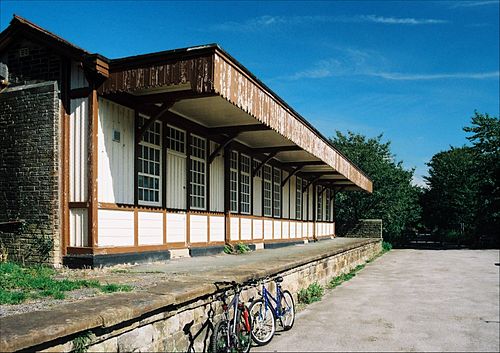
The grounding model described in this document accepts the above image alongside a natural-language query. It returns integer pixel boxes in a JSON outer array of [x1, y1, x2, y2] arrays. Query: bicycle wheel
[[237, 306, 253, 353], [248, 299, 276, 345], [280, 290, 295, 330], [210, 320, 229, 353]]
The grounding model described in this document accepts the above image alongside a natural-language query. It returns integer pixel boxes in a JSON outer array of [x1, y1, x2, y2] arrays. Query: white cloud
[[369, 71, 500, 80], [210, 14, 449, 32], [450, 1, 499, 8], [358, 15, 448, 25]]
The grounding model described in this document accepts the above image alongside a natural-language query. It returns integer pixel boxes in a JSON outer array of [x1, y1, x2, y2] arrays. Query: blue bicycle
[[248, 276, 295, 346]]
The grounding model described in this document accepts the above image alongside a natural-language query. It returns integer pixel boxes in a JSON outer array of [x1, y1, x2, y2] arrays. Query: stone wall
[[0, 81, 61, 265], [339, 219, 383, 239], [38, 240, 382, 352]]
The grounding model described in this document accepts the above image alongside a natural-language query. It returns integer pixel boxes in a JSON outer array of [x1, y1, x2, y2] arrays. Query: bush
[[298, 282, 324, 304], [382, 241, 392, 252]]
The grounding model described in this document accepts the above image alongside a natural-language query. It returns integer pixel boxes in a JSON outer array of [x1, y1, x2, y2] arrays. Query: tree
[[330, 131, 421, 243], [423, 147, 480, 243], [423, 112, 499, 247]]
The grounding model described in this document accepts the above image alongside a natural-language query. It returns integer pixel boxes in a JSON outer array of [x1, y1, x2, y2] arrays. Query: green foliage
[[235, 243, 251, 254], [328, 263, 366, 289], [223, 244, 233, 254], [0, 262, 132, 304], [297, 282, 324, 304], [223, 243, 251, 255], [382, 241, 392, 252], [330, 131, 422, 243], [100, 283, 132, 293], [72, 331, 92, 353], [423, 112, 499, 247]]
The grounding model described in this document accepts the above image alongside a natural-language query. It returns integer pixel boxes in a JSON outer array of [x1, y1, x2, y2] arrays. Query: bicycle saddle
[[182, 320, 195, 334], [275, 276, 283, 283]]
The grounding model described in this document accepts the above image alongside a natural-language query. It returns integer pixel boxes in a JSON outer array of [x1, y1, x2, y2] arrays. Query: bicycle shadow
[[183, 305, 216, 353]]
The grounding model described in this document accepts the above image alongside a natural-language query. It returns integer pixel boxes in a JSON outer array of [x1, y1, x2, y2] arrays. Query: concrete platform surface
[[254, 249, 500, 352], [0, 237, 378, 352]]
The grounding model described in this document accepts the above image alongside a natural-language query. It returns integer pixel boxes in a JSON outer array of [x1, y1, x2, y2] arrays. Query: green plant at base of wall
[[72, 331, 92, 353], [382, 241, 393, 252], [223, 243, 251, 255], [298, 282, 324, 304]]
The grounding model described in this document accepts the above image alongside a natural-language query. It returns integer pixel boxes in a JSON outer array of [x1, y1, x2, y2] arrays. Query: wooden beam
[[303, 176, 322, 192], [299, 171, 341, 176], [281, 166, 302, 187], [208, 134, 237, 164], [208, 124, 268, 136], [252, 145, 302, 154], [136, 101, 175, 141], [132, 90, 215, 104], [252, 152, 277, 177]]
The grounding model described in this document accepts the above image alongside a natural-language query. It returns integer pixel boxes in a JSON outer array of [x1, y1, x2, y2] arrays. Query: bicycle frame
[[219, 283, 251, 348]]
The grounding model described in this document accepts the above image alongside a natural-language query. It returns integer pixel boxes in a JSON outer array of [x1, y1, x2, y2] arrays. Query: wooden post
[[87, 85, 99, 248]]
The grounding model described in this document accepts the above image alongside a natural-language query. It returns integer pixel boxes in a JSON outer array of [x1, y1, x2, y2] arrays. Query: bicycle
[[248, 276, 295, 346], [183, 304, 215, 353], [210, 281, 253, 353]]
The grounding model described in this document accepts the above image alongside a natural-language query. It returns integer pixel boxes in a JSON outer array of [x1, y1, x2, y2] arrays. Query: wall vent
[[112, 129, 121, 142], [19, 47, 29, 58]]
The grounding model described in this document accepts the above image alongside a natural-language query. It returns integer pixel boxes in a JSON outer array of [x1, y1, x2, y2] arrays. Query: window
[[190, 134, 206, 209], [263, 164, 272, 217], [316, 185, 323, 221], [296, 177, 302, 220], [273, 168, 281, 217], [138, 116, 161, 206], [167, 125, 186, 154], [325, 188, 330, 222], [252, 159, 262, 178], [230, 151, 238, 213], [240, 154, 251, 214]]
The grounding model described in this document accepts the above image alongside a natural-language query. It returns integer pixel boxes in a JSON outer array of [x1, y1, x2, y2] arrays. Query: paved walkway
[[254, 249, 500, 352]]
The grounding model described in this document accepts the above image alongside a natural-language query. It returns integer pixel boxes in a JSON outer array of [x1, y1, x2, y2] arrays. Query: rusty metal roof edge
[[212, 46, 373, 186]]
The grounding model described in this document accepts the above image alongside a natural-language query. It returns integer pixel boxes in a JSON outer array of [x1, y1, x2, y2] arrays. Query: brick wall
[[0, 81, 61, 265], [338, 219, 383, 239], [1, 38, 61, 85]]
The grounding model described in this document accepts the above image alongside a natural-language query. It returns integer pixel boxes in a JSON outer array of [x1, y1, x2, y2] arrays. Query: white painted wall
[[69, 208, 88, 247], [230, 217, 239, 241], [282, 220, 289, 239], [209, 216, 225, 242], [290, 221, 296, 238], [166, 213, 187, 243], [190, 215, 208, 243], [98, 98, 135, 204], [240, 218, 252, 240], [209, 142, 224, 212], [98, 210, 134, 246], [274, 220, 282, 239], [253, 219, 263, 239], [264, 220, 273, 239], [253, 177, 262, 216], [138, 212, 163, 245], [69, 98, 88, 202]]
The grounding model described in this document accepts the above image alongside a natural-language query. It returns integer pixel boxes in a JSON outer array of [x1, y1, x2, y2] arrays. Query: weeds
[[0, 262, 132, 304], [298, 282, 324, 304], [223, 243, 251, 255], [72, 331, 92, 353], [382, 241, 393, 252]]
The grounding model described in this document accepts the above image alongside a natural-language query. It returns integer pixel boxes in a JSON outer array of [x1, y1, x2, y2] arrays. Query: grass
[[224, 243, 251, 255], [0, 262, 132, 305]]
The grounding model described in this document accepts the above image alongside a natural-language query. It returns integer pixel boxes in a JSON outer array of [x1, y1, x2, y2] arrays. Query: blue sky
[[1, 0, 499, 186]]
